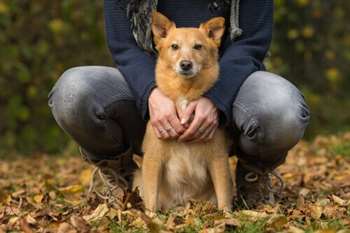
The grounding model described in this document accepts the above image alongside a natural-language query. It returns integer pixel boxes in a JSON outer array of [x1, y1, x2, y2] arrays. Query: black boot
[[235, 159, 284, 208]]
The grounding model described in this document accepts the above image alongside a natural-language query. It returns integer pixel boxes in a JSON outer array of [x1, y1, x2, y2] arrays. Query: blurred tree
[[0, 0, 349, 154], [266, 0, 350, 137], [0, 0, 112, 154]]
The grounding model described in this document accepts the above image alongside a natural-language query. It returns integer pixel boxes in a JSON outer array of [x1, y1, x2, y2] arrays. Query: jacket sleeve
[[104, 0, 156, 119], [204, 0, 273, 125]]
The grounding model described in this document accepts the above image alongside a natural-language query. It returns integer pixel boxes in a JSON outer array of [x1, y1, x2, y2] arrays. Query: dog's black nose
[[180, 60, 193, 71]]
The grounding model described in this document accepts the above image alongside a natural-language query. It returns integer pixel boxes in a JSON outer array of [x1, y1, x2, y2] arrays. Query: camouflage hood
[[126, 0, 242, 53]]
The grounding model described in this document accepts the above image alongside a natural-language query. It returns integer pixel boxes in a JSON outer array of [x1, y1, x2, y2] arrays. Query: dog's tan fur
[[132, 12, 233, 213]]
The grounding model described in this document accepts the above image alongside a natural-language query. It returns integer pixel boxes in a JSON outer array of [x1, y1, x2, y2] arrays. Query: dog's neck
[[155, 60, 219, 110]]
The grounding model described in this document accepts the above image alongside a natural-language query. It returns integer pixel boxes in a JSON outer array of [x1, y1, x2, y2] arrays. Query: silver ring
[[198, 127, 205, 133]]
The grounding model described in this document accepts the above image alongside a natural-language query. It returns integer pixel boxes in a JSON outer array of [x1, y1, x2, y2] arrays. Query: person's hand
[[178, 97, 219, 142], [148, 88, 185, 139]]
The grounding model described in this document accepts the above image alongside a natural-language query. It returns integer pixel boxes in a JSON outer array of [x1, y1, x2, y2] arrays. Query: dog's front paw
[[145, 209, 157, 218]]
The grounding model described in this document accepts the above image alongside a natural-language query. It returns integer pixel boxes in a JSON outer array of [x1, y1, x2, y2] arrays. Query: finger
[[206, 125, 218, 141], [199, 124, 215, 141], [157, 124, 170, 139], [162, 119, 178, 138], [188, 122, 209, 142], [179, 114, 205, 141], [181, 102, 197, 125], [153, 127, 162, 138], [191, 124, 215, 143], [189, 112, 217, 141], [167, 114, 185, 134]]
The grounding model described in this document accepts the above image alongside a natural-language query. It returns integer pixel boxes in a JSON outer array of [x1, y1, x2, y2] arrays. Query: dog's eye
[[171, 44, 179, 50], [193, 44, 203, 50]]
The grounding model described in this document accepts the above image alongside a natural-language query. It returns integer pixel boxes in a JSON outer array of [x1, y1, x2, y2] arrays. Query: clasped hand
[[148, 88, 218, 142]]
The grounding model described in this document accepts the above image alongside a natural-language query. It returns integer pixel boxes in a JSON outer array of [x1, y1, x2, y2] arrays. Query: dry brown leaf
[[310, 205, 323, 219], [214, 218, 241, 228], [83, 203, 109, 222], [130, 216, 147, 228], [8, 216, 19, 226], [296, 194, 305, 209], [314, 230, 336, 233], [49, 191, 57, 200], [240, 210, 268, 220], [79, 169, 92, 186], [59, 185, 84, 194], [57, 222, 77, 233], [332, 195, 347, 206], [70, 216, 90, 233], [165, 214, 176, 229], [317, 198, 331, 206], [12, 189, 25, 197], [199, 223, 225, 233], [299, 188, 310, 196], [25, 214, 37, 225], [337, 230, 350, 233], [266, 215, 288, 231], [33, 194, 44, 204], [287, 225, 305, 233], [19, 218, 33, 233]]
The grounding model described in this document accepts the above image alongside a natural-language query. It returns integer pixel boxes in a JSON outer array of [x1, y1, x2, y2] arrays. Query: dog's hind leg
[[209, 156, 233, 211]]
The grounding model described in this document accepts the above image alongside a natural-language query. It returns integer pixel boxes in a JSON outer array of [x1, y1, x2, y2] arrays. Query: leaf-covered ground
[[1, 133, 350, 233]]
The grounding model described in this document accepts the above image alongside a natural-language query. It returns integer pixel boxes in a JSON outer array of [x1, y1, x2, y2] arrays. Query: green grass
[[232, 220, 267, 233], [304, 219, 348, 233], [109, 222, 146, 233], [330, 141, 350, 157]]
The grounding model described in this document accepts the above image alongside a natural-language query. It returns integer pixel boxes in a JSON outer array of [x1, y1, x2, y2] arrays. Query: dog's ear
[[200, 17, 225, 47], [133, 154, 143, 168], [152, 11, 175, 45]]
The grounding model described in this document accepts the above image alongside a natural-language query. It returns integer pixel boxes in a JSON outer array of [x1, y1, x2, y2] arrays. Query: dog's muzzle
[[178, 60, 195, 77]]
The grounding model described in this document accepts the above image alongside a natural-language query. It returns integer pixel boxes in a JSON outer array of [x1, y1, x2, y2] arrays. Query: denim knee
[[233, 71, 310, 167], [48, 66, 127, 156]]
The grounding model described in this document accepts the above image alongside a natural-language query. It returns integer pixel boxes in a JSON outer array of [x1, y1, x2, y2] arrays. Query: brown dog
[[132, 12, 232, 213]]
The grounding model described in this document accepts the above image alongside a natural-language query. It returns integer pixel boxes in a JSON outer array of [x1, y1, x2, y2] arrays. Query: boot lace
[[239, 162, 285, 208], [79, 147, 130, 208]]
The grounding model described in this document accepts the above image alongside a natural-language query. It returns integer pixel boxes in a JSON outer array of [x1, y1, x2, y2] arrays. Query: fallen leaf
[[200, 223, 225, 233], [49, 191, 56, 200], [310, 204, 323, 219], [214, 218, 241, 228], [25, 214, 37, 225], [12, 189, 26, 197], [59, 185, 84, 194], [288, 225, 305, 233], [83, 203, 109, 222], [8, 216, 19, 226], [240, 210, 268, 220], [33, 194, 44, 204], [316, 198, 331, 206], [299, 188, 310, 196], [296, 194, 305, 209], [266, 215, 288, 231], [79, 169, 92, 186], [332, 195, 347, 206], [19, 218, 33, 233], [70, 216, 90, 233], [57, 222, 77, 233], [337, 230, 350, 233], [314, 230, 336, 233]]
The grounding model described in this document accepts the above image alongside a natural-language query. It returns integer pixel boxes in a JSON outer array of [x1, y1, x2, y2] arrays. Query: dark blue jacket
[[104, 0, 273, 124]]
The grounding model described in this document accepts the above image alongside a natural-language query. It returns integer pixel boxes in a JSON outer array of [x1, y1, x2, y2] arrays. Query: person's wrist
[[149, 87, 159, 102]]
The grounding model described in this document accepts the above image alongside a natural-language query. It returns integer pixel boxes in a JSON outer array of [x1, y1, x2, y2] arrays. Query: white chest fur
[[161, 142, 216, 208]]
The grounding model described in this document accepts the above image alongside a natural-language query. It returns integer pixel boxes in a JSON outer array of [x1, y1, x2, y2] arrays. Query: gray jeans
[[48, 66, 310, 170]]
